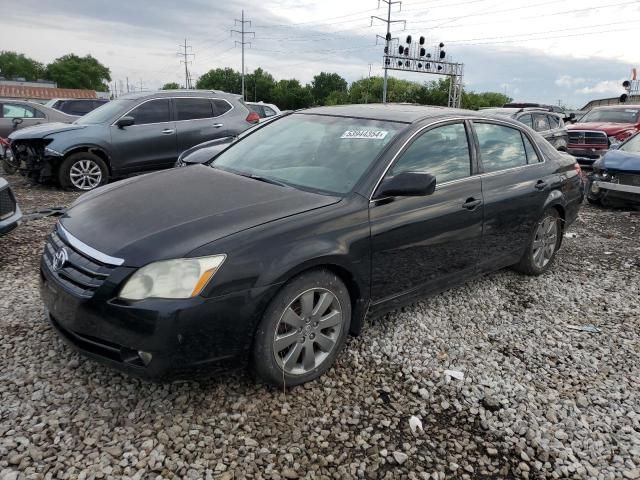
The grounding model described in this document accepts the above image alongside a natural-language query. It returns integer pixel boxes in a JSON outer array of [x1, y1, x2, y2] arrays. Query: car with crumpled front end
[[567, 105, 640, 167], [587, 131, 640, 207]]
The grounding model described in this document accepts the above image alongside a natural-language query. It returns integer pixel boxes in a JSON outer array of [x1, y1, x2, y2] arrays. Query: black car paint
[[40, 108, 583, 380]]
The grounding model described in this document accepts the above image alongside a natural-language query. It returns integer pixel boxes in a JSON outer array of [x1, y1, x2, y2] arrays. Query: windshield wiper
[[244, 174, 289, 187]]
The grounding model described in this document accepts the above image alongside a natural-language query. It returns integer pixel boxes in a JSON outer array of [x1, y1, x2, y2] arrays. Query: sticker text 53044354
[[341, 130, 389, 140]]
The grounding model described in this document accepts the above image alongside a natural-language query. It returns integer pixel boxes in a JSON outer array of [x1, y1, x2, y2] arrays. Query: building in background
[[0, 78, 108, 103]]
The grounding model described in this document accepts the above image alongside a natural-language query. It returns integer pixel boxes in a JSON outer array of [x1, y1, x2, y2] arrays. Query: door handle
[[212, 123, 224, 128], [462, 198, 482, 210], [535, 180, 548, 190], [161, 129, 175, 134]]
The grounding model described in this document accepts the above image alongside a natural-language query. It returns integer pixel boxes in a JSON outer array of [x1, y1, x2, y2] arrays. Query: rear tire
[[514, 209, 562, 276], [58, 152, 108, 191], [252, 269, 351, 387]]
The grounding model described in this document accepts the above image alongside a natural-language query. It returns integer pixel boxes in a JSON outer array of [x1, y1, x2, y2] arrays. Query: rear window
[[174, 98, 214, 121], [213, 99, 233, 116]]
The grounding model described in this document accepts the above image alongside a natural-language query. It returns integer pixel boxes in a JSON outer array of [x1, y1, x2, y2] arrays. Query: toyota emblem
[[52, 248, 68, 272]]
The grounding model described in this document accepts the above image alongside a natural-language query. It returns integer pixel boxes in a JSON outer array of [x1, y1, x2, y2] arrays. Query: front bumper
[[0, 205, 22, 235], [40, 258, 275, 380]]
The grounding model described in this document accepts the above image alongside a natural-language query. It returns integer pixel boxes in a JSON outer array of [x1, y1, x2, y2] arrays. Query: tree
[[245, 68, 276, 102], [271, 80, 313, 110], [311, 72, 347, 105], [0, 51, 45, 81], [46, 54, 111, 91], [196, 68, 242, 94], [161, 82, 180, 90]]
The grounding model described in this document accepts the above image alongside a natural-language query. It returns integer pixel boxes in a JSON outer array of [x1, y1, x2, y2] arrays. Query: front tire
[[514, 209, 562, 276], [252, 269, 351, 387], [58, 152, 108, 191]]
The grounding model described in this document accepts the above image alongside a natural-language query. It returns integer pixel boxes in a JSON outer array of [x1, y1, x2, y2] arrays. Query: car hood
[[60, 165, 341, 266], [567, 122, 635, 135], [8, 122, 86, 140], [600, 149, 640, 173]]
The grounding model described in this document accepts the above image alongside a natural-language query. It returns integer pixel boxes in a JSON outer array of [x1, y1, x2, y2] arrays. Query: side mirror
[[12, 118, 23, 129], [375, 172, 436, 199], [116, 116, 135, 128], [609, 143, 620, 150]]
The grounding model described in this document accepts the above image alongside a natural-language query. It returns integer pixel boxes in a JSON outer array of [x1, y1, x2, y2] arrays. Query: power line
[[177, 38, 194, 88], [371, 0, 406, 104], [232, 10, 255, 100]]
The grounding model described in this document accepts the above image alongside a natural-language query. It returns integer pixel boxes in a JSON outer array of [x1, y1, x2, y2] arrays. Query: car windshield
[[580, 108, 640, 124], [75, 99, 135, 125], [212, 114, 403, 195], [620, 133, 640, 153]]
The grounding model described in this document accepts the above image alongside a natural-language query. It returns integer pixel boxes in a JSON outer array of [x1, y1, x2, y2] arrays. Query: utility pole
[[178, 38, 194, 88], [232, 10, 255, 100], [138, 79, 144, 92], [372, 0, 405, 104], [364, 64, 373, 103], [126, 77, 130, 93]]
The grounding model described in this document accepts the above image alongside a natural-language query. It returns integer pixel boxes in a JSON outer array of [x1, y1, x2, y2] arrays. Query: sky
[[1, 0, 639, 108]]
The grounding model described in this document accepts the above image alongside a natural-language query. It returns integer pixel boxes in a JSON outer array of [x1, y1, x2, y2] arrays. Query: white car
[[246, 101, 281, 119]]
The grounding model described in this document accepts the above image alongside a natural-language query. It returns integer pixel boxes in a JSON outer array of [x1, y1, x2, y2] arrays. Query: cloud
[[555, 75, 587, 88], [577, 80, 624, 95]]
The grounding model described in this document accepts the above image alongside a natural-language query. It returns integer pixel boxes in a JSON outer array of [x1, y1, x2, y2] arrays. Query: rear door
[[110, 98, 177, 172], [369, 121, 483, 306], [174, 97, 240, 154], [472, 120, 551, 270], [1, 102, 47, 136]]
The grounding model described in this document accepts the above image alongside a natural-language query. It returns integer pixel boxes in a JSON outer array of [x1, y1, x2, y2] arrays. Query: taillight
[[246, 111, 260, 124]]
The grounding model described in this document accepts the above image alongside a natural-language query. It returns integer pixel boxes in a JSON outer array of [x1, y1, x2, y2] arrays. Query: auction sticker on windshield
[[341, 130, 389, 140]]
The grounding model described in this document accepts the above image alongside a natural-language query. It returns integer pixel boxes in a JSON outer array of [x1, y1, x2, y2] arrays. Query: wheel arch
[[542, 192, 566, 245]]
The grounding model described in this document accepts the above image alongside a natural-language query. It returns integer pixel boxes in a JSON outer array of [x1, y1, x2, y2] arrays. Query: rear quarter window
[[213, 99, 233, 116]]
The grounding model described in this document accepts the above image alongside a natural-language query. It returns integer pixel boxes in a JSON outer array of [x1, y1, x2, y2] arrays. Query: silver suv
[[9, 90, 258, 190]]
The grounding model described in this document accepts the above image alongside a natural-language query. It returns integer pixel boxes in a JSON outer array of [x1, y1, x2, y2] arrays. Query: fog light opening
[[591, 184, 600, 194]]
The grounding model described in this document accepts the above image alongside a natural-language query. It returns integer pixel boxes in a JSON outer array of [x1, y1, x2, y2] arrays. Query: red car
[[567, 105, 640, 166]]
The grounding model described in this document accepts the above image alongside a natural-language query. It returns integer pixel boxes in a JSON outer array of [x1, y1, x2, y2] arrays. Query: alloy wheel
[[532, 216, 558, 269], [69, 159, 102, 190], [273, 288, 343, 376]]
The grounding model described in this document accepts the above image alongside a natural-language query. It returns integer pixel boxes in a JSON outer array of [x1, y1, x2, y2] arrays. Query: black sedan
[[40, 105, 583, 386]]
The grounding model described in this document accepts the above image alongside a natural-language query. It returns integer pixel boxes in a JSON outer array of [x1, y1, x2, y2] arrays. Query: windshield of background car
[[75, 99, 135, 125], [620, 133, 640, 153], [212, 114, 403, 195], [580, 108, 640, 124]]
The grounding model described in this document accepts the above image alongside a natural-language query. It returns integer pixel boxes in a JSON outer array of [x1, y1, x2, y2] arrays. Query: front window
[[580, 108, 640, 124], [212, 114, 403, 195], [76, 98, 135, 125], [127, 99, 171, 125], [620, 133, 640, 153]]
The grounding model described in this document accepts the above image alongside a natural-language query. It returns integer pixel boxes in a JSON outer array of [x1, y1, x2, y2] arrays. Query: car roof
[[117, 89, 240, 101], [299, 104, 477, 124], [592, 104, 640, 110]]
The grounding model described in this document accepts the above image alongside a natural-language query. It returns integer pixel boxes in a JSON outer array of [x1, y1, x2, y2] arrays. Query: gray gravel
[[1, 173, 639, 480]]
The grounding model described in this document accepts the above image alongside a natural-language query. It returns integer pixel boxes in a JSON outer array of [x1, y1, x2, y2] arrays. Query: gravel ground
[[1, 173, 639, 480]]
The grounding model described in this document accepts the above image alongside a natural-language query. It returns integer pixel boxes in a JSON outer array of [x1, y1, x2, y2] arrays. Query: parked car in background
[[9, 90, 259, 190], [0, 176, 22, 235], [175, 114, 285, 167], [587, 131, 640, 207], [246, 101, 281, 119], [0, 136, 16, 174], [566, 105, 640, 167], [0, 99, 77, 138], [481, 107, 569, 150], [40, 104, 583, 386], [45, 98, 110, 116]]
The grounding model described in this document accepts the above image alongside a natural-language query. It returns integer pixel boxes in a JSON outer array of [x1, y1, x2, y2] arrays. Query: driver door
[[369, 121, 483, 305]]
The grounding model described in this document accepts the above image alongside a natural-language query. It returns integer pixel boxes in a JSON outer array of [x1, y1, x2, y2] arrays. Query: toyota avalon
[[40, 104, 583, 386]]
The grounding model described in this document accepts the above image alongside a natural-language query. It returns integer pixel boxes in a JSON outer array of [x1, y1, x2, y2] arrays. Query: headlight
[[119, 255, 226, 300]]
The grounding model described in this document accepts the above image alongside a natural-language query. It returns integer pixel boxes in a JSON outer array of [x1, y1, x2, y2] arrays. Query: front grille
[[0, 186, 16, 220], [43, 230, 115, 298], [568, 131, 608, 146], [616, 173, 640, 187]]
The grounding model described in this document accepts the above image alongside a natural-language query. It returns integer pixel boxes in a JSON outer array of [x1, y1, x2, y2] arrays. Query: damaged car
[[0, 176, 22, 236], [588, 131, 640, 207], [8, 90, 259, 190]]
